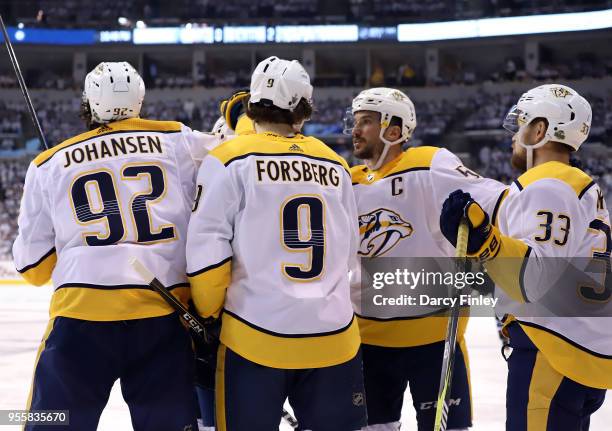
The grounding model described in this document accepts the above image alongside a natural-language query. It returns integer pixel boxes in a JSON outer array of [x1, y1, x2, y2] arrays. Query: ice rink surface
[[0, 284, 610, 430]]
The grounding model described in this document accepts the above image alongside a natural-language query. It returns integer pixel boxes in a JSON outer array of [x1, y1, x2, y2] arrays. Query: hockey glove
[[440, 190, 501, 261], [219, 88, 250, 131]]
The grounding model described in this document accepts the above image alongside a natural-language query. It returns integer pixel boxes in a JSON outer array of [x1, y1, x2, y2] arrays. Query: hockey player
[[439, 84, 611, 430], [346, 87, 506, 430], [195, 89, 253, 431], [186, 56, 367, 431], [13, 62, 219, 431]]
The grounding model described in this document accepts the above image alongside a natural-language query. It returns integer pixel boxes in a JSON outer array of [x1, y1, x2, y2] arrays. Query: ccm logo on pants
[[420, 398, 462, 410]]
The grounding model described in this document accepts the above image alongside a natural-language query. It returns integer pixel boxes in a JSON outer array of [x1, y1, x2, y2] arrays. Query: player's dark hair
[[389, 116, 402, 129], [246, 96, 313, 126], [531, 117, 549, 130], [79, 92, 102, 130]]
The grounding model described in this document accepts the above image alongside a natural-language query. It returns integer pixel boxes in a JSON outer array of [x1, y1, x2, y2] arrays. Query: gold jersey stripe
[[357, 314, 468, 347], [484, 233, 532, 303], [519, 321, 612, 389], [48, 285, 189, 321], [514, 161, 594, 198], [18, 249, 56, 286], [34, 118, 183, 167], [351, 146, 439, 185], [189, 259, 232, 319], [220, 312, 361, 369]]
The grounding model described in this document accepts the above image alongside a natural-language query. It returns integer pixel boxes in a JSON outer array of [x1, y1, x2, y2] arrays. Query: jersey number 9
[[281, 195, 326, 281]]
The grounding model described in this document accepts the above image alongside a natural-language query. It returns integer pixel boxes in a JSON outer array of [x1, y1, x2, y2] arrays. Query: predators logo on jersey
[[358, 208, 413, 257]]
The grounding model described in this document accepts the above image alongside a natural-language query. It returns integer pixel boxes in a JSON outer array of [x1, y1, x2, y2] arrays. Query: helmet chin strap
[[369, 127, 404, 171], [515, 124, 549, 170]]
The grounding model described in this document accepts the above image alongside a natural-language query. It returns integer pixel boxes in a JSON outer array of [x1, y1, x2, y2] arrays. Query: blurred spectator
[[0, 159, 27, 260], [504, 59, 517, 81], [36, 9, 47, 24], [0, 72, 73, 90], [0, 52, 606, 92], [397, 64, 417, 86], [1, 87, 612, 260], [8, 0, 611, 27], [370, 64, 385, 87]]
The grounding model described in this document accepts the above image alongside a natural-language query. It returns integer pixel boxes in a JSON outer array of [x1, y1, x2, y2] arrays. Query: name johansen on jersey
[[63, 135, 163, 168]]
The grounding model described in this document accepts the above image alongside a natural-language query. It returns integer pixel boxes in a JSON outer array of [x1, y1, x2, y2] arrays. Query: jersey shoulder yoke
[[515, 161, 594, 199]]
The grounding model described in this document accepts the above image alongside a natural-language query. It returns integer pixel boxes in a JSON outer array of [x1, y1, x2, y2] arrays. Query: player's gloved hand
[[440, 189, 501, 261], [219, 88, 250, 131], [193, 316, 221, 390]]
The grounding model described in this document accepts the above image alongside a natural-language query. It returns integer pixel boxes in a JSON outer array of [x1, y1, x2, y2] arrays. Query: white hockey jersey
[[351, 146, 506, 347], [486, 161, 612, 389], [186, 132, 361, 369], [12, 118, 219, 321]]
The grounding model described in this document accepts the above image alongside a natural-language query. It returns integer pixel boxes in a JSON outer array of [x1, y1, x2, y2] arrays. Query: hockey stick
[[130, 257, 213, 340], [0, 15, 48, 149], [433, 220, 469, 431], [129, 258, 299, 429]]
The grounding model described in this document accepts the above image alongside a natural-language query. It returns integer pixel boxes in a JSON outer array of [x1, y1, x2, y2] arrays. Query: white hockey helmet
[[249, 56, 313, 111], [503, 84, 591, 168], [346, 87, 417, 170], [84, 62, 145, 124]]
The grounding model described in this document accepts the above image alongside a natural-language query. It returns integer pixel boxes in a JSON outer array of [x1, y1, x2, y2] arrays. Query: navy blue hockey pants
[[25, 313, 198, 431]]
